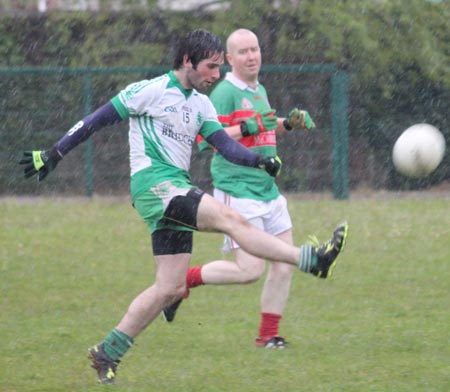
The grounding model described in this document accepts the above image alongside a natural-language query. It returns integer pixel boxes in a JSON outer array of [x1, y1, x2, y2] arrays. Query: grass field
[[1, 194, 449, 392]]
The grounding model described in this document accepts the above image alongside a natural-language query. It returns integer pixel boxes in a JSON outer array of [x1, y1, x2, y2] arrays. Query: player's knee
[[156, 282, 186, 307], [267, 262, 295, 281], [223, 208, 251, 231], [239, 259, 265, 283], [163, 289, 186, 308]]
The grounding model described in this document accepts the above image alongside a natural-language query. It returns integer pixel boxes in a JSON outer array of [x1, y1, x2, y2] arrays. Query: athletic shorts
[[213, 188, 292, 252], [134, 180, 198, 234]]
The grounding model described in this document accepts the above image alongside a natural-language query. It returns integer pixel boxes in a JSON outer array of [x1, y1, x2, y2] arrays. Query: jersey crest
[[241, 97, 254, 110]]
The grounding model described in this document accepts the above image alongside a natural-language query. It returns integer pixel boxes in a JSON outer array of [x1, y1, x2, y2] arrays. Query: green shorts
[[134, 180, 195, 234]]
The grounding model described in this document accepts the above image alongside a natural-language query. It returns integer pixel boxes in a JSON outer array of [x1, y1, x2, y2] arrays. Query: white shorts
[[213, 188, 292, 252]]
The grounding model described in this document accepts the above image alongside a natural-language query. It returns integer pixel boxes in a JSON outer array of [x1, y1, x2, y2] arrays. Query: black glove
[[19, 147, 62, 181], [257, 155, 282, 177]]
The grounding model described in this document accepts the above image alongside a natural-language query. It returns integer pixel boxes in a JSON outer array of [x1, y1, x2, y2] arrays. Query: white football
[[392, 123, 446, 178]]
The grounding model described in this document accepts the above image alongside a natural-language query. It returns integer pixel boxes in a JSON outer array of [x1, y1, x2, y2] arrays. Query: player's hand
[[283, 108, 316, 131], [19, 147, 62, 181], [257, 155, 282, 177], [241, 109, 277, 137]]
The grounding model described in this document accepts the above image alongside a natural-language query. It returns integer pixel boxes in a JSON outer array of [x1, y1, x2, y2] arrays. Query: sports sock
[[258, 312, 282, 339], [298, 244, 318, 273], [186, 265, 204, 289], [103, 328, 134, 361]]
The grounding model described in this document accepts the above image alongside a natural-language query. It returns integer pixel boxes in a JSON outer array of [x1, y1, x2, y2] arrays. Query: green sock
[[104, 329, 134, 361], [298, 244, 318, 273]]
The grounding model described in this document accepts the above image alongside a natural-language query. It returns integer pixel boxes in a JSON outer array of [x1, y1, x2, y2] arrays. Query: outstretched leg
[[196, 193, 301, 265]]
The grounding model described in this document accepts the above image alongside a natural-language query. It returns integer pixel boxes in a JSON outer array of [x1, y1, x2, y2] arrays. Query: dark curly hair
[[173, 29, 224, 70]]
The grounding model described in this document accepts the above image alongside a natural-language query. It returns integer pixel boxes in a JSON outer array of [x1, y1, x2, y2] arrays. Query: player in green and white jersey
[[20, 29, 347, 384], [163, 29, 346, 349]]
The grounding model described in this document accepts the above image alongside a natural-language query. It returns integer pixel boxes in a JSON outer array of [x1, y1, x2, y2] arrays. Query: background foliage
[[1, 0, 449, 195]]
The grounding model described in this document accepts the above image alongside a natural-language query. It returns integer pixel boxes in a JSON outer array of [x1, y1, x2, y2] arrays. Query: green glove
[[283, 108, 316, 131], [257, 155, 282, 177], [240, 109, 277, 137], [19, 147, 62, 181]]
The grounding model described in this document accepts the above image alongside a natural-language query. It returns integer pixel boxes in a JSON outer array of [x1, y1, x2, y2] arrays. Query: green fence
[[0, 65, 349, 199]]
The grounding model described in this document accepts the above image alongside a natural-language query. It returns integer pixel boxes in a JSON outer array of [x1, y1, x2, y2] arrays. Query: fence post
[[331, 71, 349, 199], [83, 73, 94, 197]]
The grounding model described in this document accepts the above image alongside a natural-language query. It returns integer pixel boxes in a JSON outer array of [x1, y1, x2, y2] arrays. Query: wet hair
[[172, 29, 224, 70]]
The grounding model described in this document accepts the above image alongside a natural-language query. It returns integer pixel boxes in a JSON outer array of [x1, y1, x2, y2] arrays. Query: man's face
[[185, 52, 224, 92], [227, 33, 261, 81]]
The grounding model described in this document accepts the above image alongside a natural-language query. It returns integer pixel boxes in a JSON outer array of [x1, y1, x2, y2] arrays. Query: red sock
[[258, 312, 282, 339], [183, 266, 204, 299], [184, 265, 204, 298]]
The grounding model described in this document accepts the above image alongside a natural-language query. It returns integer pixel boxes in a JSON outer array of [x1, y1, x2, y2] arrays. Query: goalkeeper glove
[[240, 109, 277, 137], [257, 155, 282, 177], [283, 108, 316, 131], [19, 147, 62, 181]]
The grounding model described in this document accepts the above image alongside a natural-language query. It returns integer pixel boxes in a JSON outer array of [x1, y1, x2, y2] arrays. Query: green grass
[[1, 195, 449, 392]]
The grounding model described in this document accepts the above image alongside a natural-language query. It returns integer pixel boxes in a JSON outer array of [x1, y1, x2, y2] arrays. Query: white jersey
[[111, 71, 222, 198]]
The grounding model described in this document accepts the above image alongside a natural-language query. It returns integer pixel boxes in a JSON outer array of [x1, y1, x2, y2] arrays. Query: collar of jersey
[[225, 72, 259, 93], [168, 70, 193, 99]]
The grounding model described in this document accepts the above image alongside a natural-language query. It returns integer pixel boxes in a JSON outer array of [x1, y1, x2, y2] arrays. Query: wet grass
[[1, 195, 449, 391]]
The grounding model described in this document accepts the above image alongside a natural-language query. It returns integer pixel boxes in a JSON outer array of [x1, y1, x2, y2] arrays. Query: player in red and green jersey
[[162, 29, 348, 349], [208, 78, 280, 200]]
